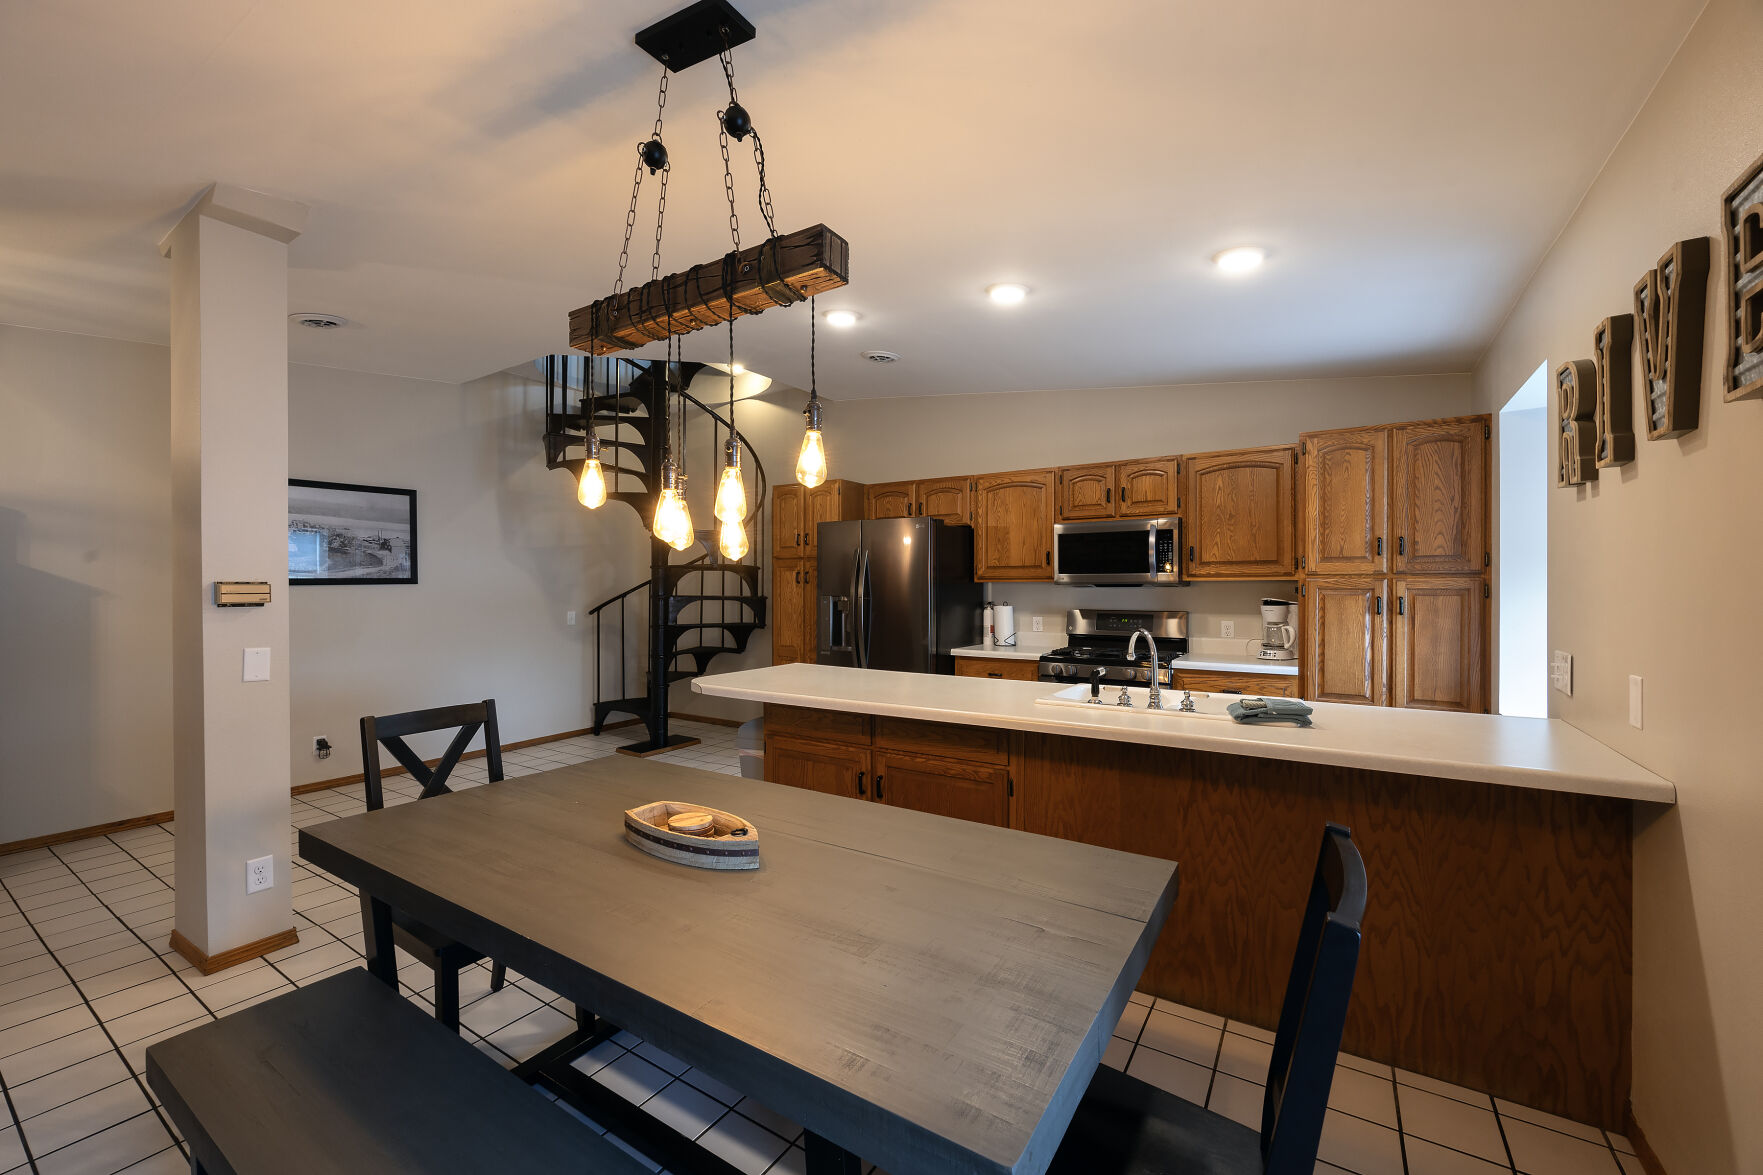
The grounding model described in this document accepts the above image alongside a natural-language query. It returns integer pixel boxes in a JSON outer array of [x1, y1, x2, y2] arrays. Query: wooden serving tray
[[623, 801, 760, 871]]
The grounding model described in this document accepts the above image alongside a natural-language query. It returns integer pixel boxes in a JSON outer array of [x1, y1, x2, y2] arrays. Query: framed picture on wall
[[288, 479, 418, 585]]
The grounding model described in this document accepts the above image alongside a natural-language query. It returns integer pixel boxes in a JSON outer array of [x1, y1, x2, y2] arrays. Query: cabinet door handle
[[1376, 596, 1384, 616], [1105, 488, 1112, 504], [796, 532, 802, 546], [1045, 550, 1051, 566], [987, 671, 1003, 678], [1188, 545, 1195, 562], [1398, 596, 1406, 615], [874, 774, 884, 800], [1399, 536, 1407, 556], [1376, 536, 1383, 556], [856, 771, 866, 797]]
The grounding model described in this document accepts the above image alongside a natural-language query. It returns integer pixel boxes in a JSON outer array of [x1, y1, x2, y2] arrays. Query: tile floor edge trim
[[1623, 1102, 1670, 1175]]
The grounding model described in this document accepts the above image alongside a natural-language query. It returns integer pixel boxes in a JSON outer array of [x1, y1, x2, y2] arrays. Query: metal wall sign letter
[[1722, 151, 1763, 402], [1592, 314, 1636, 468], [1556, 359, 1598, 487], [1633, 237, 1711, 438]]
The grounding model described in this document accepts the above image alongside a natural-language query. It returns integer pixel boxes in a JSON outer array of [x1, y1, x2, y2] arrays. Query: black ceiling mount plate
[[634, 0, 756, 72]]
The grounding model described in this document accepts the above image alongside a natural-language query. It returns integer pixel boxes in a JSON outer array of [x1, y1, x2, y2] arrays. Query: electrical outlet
[[1629, 675, 1644, 729], [1551, 651, 1573, 696], [246, 855, 274, 894], [313, 736, 332, 760], [1031, 615, 1043, 632], [1220, 621, 1235, 639], [566, 610, 577, 626]]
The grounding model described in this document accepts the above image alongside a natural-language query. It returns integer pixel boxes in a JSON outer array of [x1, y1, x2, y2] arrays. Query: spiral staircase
[[541, 355, 767, 755]]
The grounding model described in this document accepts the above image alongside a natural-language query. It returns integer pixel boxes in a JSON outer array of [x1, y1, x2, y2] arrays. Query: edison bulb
[[715, 463, 748, 522], [718, 516, 749, 560], [796, 427, 827, 488], [652, 487, 695, 551], [577, 458, 607, 508]]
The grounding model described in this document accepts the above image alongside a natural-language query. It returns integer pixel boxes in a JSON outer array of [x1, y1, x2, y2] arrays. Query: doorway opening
[[1497, 362, 1549, 717]]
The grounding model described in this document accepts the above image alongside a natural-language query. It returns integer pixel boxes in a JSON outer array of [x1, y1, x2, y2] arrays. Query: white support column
[[160, 184, 308, 971]]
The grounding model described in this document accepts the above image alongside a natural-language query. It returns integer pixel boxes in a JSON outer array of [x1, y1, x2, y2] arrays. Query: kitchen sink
[[1035, 684, 1243, 720]]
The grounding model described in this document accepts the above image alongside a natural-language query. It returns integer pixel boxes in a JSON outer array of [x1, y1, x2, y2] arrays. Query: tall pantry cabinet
[[1298, 416, 1489, 712]]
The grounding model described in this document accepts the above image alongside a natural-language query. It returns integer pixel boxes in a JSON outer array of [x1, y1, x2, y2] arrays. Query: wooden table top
[[298, 757, 1178, 1175]]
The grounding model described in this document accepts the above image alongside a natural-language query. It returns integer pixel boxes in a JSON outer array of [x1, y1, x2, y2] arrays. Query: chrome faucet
[[1127, 628, 1162, 710]]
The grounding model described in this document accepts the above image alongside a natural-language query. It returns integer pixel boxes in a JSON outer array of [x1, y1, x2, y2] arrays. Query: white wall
[[1495, 402, 1548, 717], [1470, 0, 1763, 1166], [0, 326, 173, 843]]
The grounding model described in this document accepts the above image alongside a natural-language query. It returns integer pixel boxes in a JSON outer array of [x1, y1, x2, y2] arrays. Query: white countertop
[[693, 664, 1675, 804], [949, 645, 1299, 676]]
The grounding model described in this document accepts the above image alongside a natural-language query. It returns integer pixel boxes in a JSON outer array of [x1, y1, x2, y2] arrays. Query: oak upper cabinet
[[1302, 427, 1389, 575], [865, 481, 915, 520], [975, 469, 1057, 581], [872, 750, 1010, 827], [1391, 420, 1488, 575], [1393, 577, 1486, 712], [1116, 456, 1181, 517], [917, 476, 974, 525], [770, 561, 813, 665], [772, 484, 806, 559], [1057, 462, 1117, 521], [804, 480, 865, 559], [1303, 577, 1386, 706], [1183, 445, 1297, 579], [765, 735, 868, 800]]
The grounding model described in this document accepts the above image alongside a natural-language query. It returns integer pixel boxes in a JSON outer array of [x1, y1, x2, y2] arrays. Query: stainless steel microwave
[[1052, 517, 1183, 585]]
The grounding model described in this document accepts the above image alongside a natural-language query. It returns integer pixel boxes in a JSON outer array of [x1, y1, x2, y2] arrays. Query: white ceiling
[[0, 0, 1704, 397]]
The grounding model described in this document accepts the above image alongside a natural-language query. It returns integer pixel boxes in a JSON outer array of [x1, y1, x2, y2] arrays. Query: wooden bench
[[145, 968, 650, 1174]]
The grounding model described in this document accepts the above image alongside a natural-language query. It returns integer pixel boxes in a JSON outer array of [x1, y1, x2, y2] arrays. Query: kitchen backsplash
[[980, 580, 1298, 658]]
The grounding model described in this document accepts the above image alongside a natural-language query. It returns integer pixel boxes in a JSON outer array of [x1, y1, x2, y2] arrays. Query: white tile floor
[[0, 719, 1641, 1175]]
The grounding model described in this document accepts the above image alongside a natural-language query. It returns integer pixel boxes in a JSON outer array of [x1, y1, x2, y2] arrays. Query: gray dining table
[[297, 754, 1178, 1175]]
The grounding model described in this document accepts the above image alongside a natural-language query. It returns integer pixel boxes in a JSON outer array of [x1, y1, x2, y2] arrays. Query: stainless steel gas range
[[1036, 608, 1189, 684]]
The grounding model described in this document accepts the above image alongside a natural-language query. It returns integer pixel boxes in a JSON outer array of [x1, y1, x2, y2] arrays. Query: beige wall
[[0, 326, 174, 843], [1471, 0, 1763, 1168]]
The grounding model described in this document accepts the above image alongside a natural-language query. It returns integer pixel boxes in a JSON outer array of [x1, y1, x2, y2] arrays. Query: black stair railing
[[543, 355, 768, 753]]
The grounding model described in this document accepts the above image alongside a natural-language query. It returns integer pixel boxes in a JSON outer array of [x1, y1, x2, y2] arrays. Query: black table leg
[[804, 1132, 861, 1175], [362, 894, 397, 989]]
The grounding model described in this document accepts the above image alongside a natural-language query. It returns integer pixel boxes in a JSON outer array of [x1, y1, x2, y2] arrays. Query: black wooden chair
[[359, 700, 509, 1030], [1049, 823, 1368, 1175]]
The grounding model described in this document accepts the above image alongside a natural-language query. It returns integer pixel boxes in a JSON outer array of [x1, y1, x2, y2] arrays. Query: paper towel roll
[[993, 604, 1017, 647]]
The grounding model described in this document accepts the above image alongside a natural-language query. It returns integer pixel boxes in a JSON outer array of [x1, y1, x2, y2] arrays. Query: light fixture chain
[[751, 129, 778, 239], [652, 163, 669, 284], [613, 157, 643, 297], [719, 120, 740, 250]]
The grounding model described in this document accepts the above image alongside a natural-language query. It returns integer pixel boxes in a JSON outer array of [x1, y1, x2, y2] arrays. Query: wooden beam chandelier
[[566, 1, 848, 358]]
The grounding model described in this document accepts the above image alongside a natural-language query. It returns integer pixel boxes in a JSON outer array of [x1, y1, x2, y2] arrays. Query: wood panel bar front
[[1010, 730, 1631, 1130]]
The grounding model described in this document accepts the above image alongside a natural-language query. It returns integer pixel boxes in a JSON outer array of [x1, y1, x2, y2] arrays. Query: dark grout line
[[0, 1052, 42, 1174], [0, 864, 182, 1165]]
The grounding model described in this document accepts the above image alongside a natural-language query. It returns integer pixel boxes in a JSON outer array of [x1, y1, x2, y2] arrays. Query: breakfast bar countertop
[[693, 663, 1675, 804]]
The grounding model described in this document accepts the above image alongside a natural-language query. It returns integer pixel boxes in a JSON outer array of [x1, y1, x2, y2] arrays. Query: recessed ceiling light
[[1212, 247, 1266, 275], [290, 312, 348, 329], [986, 283, 1028, 305], [823, 309, 859, 328]]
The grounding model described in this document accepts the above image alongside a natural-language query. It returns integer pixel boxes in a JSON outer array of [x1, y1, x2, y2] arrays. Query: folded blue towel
[[1226, 697, 1314, 726]]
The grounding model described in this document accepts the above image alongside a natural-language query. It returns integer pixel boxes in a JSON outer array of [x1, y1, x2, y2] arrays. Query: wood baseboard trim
[[0, 811, 175, 858], [291, 719, 647, 796], [1623, 1102, 1668, 1175], [170, 927, 300, 975], [667, 710, 743, 728]]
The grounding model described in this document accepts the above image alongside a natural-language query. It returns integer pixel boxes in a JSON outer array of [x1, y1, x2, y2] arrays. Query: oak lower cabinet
[[1174, 670, 1299, 698], [764, 735, 867, 799], [865, 481, 915, 519], [770, 559, 816, 665], [1393, 577, 1486, 712], [1302, 577, 1387, 706], [974, 469, 1056, 580], [1183, 445, 1297, 579], [953, 656, 1041, 681], [872, 750, 1010, 826], [763, 706, 1010, 828]]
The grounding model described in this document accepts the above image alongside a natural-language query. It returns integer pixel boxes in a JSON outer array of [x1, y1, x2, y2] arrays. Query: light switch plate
[[1550, 651, 1573, 696], [242, 647, 271, 682], [246, 855, 273, 894], [566, 610, 577, 626], [1629, 675, 1644, 728]]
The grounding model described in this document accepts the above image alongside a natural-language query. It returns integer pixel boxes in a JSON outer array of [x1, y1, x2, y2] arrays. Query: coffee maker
[[1257, 599, 1297, 661]]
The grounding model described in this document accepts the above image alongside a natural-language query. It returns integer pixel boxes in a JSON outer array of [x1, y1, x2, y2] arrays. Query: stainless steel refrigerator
[[816, 518, 981, 674]]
